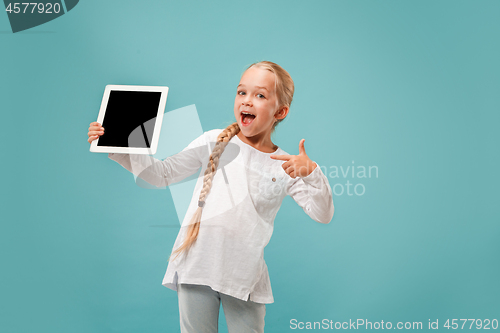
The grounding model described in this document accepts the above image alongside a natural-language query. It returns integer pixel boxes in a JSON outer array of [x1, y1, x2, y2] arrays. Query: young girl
[[87, 61, 334, 333]]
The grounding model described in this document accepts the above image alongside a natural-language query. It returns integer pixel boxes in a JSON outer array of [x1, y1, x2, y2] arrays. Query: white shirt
[[108, 128, 334, 304]]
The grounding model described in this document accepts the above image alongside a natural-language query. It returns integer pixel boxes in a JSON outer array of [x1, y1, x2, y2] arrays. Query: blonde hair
[[169, 61, 294, 261]]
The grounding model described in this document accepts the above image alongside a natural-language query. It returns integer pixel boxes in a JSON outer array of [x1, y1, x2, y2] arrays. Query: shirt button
[[272, 177, 276, 182]]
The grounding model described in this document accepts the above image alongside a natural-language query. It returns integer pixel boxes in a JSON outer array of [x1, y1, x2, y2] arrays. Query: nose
[[241, 99, 252, 107], [241, 95, 252, 107]]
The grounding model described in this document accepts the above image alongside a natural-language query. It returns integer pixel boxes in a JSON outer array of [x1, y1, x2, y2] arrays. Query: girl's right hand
[[88, 121, 105, 144]]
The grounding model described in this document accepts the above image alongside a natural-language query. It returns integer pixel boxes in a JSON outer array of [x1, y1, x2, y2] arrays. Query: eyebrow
[[237, 84, 269, 92]]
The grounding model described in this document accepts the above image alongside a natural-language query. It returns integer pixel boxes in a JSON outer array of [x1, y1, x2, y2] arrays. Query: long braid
[[169, 122, 241, 261]]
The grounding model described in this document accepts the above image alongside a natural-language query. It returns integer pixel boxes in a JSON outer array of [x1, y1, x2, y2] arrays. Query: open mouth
[[241, 111, 256, 126]]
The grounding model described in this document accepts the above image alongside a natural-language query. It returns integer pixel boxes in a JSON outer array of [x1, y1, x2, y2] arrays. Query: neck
[[236, 131, 278, 153]]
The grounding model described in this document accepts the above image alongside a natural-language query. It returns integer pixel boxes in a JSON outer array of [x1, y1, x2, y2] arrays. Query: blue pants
[[177, 283, 266, 333]]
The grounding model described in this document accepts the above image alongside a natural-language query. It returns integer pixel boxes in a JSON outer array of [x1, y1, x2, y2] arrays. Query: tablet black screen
[[97, 90, 162, 148]]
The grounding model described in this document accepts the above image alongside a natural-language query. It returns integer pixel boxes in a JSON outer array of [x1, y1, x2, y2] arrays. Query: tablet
[[90, 85, 169, 155]]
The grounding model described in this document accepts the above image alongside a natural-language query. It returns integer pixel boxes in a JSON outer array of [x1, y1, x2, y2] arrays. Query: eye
[[237, 90, 246, 96], [257, 93, 265, 98]]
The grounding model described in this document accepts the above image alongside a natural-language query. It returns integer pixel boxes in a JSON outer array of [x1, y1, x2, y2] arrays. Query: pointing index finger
[[270, 154, 291, 161]]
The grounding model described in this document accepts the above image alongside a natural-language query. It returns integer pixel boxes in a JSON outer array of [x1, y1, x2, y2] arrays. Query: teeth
[[241, 111, 255, 116]]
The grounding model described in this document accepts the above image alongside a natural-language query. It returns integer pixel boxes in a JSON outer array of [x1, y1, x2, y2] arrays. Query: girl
[[87, 61, 334, 333]]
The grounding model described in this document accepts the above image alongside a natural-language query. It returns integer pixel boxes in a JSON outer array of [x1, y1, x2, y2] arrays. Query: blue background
[[1, 0, 499, 332]]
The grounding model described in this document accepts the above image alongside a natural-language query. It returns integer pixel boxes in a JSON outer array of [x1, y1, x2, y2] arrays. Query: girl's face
[[234, 66, 281, 139]]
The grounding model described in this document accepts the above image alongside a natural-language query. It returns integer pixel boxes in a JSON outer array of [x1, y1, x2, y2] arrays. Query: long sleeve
[[286, 162, 334, 224], [107, 132, 208, 188]]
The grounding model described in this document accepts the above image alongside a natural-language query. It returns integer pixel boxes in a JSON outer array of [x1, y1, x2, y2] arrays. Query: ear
[[275, 106, 289, 121]]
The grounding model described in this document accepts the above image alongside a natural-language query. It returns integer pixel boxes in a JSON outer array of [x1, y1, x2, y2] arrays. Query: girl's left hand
[[270, 139, 317, 178]]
